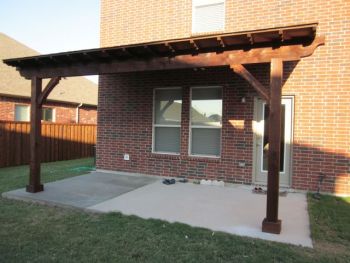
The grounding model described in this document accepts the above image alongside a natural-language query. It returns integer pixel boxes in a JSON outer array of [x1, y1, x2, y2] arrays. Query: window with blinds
[[190, 87, 222, 157], [153, 88, 182, 154], [192, 0, 225, 34], [14, 105, 30, 122]]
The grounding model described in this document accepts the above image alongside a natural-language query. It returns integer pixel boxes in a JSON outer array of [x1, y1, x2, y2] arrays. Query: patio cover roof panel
[[4, 24, 317, 70]]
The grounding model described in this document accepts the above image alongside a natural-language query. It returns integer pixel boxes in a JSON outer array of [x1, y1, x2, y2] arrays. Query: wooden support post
[[26, 76, 43, 193], [262, 58, 283, 234]]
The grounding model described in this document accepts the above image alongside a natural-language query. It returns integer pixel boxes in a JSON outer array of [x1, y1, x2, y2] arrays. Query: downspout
[[76, 103, 83, 123]]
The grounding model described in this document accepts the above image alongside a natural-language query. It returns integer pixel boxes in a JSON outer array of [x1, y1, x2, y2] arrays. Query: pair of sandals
[[252, 187, 288, 196], [253, 187, 266, 194], [163, 179, 176, 185], [162, 178, 188, 185]]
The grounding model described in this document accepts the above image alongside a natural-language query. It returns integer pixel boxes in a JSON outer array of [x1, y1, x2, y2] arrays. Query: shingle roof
[[0, 33, 97, 106]]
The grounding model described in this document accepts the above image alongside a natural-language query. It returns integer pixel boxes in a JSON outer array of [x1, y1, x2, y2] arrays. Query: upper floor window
[[192, 0, 225, 34], [14, 105, 30, 122], [42, 107, 55, 122], [153, 88, 182, 154]]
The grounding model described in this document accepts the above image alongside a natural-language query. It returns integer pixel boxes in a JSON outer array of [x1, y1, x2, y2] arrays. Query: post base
[[262, 218, 282, 234], [26, 184, 44, 193]]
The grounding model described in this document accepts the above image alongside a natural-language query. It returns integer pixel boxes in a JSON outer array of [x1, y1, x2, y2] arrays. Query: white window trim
[[192, 0, 226, 34], [152, 87, 182, 155], [189, 86, 223, 158], [42, 107, 56, 122], [14, 104, 30, 122]]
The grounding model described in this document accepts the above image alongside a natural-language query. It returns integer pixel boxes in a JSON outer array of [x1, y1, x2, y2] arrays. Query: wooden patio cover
[[3, 23, 324, 234]]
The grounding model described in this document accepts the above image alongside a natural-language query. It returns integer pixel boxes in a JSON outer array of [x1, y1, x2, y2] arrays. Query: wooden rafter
[[165, 42, 176, 54], [230, 64, 270, 101], [190, 40, 199, 51], [247, 33, 254, 44], [38, 77, 61, 106], [143, 45, 158, 56], [217, 37, 226, 48], [121, 48, 132, 57]]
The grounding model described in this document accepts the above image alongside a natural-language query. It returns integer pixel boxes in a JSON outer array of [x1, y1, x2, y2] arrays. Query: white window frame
[[152, 87, 182, 155], [14, 104, 30, 122], [192, 0, 226, 34], [189, 86, 222, 158], [42, 107, 56, 122]]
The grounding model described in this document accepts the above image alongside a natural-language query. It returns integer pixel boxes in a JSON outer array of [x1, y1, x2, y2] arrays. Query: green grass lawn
[[0, 159, 349, 263]]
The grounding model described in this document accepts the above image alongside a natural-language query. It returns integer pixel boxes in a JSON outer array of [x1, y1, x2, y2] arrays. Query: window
[[192, 0, 225, 34], [190, 87, 222, 156], [14, 105, 30, 121], [42, 108, 54, 122], [153, 88, 182, 154]]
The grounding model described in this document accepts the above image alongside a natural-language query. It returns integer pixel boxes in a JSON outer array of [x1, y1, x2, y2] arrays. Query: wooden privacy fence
[[0, 121, 97, 168]]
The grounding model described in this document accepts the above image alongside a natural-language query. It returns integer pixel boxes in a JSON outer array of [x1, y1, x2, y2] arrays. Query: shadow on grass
[[0, 157, 95, 193]]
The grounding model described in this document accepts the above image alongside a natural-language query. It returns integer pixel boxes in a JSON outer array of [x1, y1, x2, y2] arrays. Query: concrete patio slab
[[3, 171, 312, 247], [89, 181, 313, 247], [2, 171, 157, 209]]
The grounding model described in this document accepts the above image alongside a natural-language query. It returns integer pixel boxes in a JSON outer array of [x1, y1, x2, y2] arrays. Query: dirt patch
[[314, 240, 349, 256]]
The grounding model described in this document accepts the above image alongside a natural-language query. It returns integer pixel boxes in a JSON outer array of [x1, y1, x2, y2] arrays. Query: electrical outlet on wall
[[123, 154, 130, 161], [238, 161, 245, 167]]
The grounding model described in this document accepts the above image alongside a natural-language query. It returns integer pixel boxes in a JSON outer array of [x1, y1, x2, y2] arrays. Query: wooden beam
[[26, 76, 43, 193], [38, 77, 61, 106], [230, 64, 270, 101], [18, 36, 324, 79], [262, 58, 283, 234]]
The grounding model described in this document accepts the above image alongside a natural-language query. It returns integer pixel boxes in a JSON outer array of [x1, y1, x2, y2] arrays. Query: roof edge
[[0, 93, 97, 107]]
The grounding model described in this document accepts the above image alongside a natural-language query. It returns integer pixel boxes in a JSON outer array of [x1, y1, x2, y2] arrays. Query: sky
[[0, 0, 100, 82]]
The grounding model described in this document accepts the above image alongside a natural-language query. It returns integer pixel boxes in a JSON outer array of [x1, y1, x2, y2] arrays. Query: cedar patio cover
[[3, 24, 323, 78], [2, 23, 324, 235]]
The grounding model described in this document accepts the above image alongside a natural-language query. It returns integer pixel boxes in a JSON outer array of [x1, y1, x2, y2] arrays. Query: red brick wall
[[0, 96, 97, 124], [79, 106, 97, 124], [98, 0, 350, 194], [97, 68, 255, 183], [0, 96, 15, 121]]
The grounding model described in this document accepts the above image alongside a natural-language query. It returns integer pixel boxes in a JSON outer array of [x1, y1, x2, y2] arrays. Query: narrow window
[[192, 0, 225, 34], [42, 108, 54, 122], [14, 105, 30, 121], [153, 88, 182, 154], [190, 87, 222, 157]]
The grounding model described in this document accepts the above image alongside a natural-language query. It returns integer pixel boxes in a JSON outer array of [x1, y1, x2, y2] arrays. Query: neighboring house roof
[[161, 101, 221, 125], [0, 33, 97, 106]]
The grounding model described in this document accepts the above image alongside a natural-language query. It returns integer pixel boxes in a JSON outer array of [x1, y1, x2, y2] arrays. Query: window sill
[[191, 30, 225, 37], [149, 152, 181, 160], [187, 155, 221, 162]]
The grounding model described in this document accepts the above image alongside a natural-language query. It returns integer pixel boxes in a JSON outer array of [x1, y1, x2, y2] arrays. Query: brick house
[[0, 33, 97, 124], [95, 0, 349, 195], [3, 0, 350, 233], [4, 0, 349, 234]]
